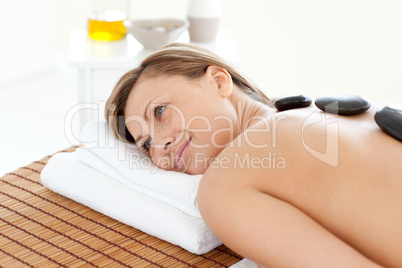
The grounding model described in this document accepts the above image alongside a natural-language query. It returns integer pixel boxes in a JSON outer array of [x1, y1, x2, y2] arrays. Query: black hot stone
[[274, 95, 312, 111], [315, 94, 371, 115], [374, 106, 402, 142]]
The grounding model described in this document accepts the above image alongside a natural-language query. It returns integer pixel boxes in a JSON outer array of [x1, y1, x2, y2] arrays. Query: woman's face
[[124, 66, 239, 175]]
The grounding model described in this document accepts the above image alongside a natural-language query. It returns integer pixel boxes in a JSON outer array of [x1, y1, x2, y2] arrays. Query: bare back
[[199, 102, 402, 267]]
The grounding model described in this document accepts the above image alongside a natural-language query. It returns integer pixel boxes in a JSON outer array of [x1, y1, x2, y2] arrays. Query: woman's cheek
[[210, 121, 235, 148], [154, 155, 173, 171], [167, 108, 187, 132]]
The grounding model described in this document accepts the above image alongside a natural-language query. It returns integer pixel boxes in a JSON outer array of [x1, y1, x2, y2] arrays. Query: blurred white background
[[1, 0, 401, 175]]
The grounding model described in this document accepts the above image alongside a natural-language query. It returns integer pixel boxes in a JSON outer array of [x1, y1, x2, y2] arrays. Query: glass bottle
[[86, 0, 129, 41]]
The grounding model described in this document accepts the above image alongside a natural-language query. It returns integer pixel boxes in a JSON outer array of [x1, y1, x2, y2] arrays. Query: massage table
[[0, 146, 243, 267]]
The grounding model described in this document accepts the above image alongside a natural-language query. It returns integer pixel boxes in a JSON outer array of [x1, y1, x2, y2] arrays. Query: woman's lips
[[175, 138, 191, 170]]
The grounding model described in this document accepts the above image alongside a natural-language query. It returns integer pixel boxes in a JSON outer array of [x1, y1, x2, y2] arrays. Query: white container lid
[[187, 0, 222, 18]]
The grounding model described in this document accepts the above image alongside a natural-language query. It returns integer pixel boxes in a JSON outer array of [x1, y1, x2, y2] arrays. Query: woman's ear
[[206, 65, 233, 98]]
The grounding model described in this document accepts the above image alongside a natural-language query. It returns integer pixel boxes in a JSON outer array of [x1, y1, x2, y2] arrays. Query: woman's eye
[[142, 139, 153, 152], [154, 105, 166, 119]]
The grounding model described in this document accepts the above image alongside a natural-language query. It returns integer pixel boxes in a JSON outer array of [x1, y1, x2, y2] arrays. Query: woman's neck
[[228, 85, 276, 133]]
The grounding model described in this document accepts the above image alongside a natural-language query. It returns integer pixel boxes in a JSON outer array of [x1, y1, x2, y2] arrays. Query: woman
[[105, 43, 402, 267]]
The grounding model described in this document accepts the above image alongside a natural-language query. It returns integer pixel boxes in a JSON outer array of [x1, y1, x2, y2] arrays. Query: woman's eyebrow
[[144, 95, 161, 121], [134, 95, 161, 142]]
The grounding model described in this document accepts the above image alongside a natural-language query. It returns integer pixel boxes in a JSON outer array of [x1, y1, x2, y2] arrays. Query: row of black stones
[[274, 94, 402, 142]]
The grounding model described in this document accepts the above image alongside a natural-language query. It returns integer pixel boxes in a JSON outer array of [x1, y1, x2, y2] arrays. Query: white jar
[[187, 0, 222, 42]]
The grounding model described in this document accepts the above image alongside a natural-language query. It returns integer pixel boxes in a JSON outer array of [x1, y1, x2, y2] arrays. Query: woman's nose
[[152, 124, 176, 155], [164, 142, 172, 151], [154, 136, 174, 155]]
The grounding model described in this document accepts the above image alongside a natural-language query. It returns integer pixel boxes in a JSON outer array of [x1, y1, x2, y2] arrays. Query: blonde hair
[[105, 43, 272, 143]]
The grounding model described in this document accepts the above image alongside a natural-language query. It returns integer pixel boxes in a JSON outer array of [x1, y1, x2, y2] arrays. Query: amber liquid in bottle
[[88, 10, 127, 41]]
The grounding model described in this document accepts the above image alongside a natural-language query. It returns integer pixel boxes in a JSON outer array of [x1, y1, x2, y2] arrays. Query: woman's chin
[[182, 166, 206, 175], [182, 163, 210, 175]]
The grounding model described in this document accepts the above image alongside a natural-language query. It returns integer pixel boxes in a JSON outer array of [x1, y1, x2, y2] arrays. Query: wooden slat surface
[[0, 146, 242, 267]]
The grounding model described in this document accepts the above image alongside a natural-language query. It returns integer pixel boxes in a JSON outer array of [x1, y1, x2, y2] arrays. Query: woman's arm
[[198, 173, 384, 268]]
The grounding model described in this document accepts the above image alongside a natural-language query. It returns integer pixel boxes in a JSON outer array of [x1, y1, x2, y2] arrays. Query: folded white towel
[[41, 120, 221, 254]]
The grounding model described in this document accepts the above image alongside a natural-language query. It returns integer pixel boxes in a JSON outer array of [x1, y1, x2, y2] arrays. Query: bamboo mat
[[0, 146, 242, 267]]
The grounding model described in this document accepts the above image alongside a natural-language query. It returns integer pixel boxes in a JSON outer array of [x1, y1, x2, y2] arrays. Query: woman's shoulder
[[207, 99, 401, 173], [249, 99, 401, 132]]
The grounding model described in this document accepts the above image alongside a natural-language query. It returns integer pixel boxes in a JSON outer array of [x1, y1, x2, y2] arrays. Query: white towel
[[40, 120, 221, 254]]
